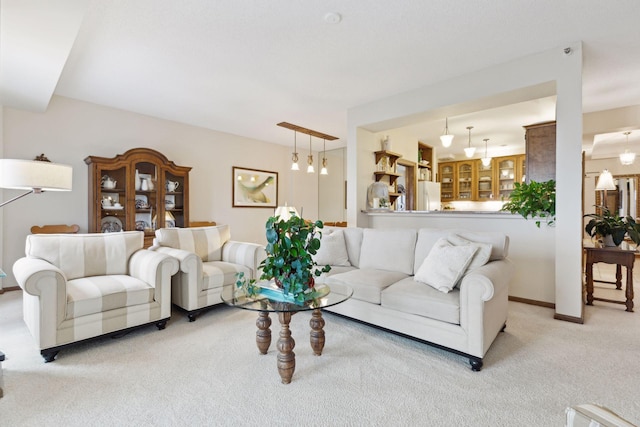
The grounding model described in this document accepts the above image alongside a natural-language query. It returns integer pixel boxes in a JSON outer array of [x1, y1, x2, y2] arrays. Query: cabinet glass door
[[497, 157, 516, 199], [99, 166, 127, 233], [457, 162, 473, 200], [439, 163, 454, 201], [164, 172, 185, 228], [134, 162, 158, 237], [476, 160, 494, 201]]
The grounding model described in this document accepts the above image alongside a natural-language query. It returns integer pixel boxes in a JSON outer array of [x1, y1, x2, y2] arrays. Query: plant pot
[[602, 235, 618, 247]]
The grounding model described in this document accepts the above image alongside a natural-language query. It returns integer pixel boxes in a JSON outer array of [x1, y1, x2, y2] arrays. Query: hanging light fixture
[[320, 138, 328, 175], [440, 117, 454, 148], [481, 138, 492, 167], [464, 126, 476, 158], [307, 134, 315, 173], [619, 131, 635, 166], [291, 131, 300, 171]]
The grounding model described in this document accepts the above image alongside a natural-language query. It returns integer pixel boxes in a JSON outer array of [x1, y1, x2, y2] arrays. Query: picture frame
[[232, 167, 278, 208]]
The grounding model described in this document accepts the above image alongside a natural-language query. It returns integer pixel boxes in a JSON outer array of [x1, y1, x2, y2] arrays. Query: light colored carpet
[[0, 287, 639, 426]]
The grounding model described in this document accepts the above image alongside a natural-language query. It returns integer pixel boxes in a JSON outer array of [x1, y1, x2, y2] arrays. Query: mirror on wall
[[318, 148, 346, 223], [595, 174, 640, 218]]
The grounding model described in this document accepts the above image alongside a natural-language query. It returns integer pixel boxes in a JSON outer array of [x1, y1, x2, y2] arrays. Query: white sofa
[[13, 231, 179, 362], [314, 226, 514, 371], [151, 225, 266, 321]]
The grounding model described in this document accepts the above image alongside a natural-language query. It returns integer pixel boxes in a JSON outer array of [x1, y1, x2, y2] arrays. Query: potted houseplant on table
[[584, 207, 640, 247], [500, 180, 556, 227], [237, 213, 331, 305]]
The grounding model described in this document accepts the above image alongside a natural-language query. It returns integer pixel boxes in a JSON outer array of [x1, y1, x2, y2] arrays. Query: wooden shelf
[[374, 171, 401, 185], [374, 150, 402, 167]]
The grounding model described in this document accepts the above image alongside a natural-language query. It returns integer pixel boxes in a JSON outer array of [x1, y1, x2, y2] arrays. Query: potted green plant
[[237, 214, 331, 304], [584, 207, 640, 246], [500, 180, 556, 227]]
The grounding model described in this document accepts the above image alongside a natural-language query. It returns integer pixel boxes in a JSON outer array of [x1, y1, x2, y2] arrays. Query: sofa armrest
[[151, 246, 201, 273], [459, 258, 514, 302], [13, 257, 67, 297], [222, 241, 266, 279], [129, 250, 178, 319]]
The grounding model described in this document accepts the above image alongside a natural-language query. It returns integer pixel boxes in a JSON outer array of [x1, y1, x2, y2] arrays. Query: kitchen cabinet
[[417, 142, 433, 181], [475, 160, 495, 201], [438, 162, 455, 201], [456, 161, 474, 200], [85, 148, 191, 248], [496, 154, 526, 200]]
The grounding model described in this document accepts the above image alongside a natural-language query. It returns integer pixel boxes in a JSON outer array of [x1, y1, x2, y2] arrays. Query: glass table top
[[221, 283, 353, 313]]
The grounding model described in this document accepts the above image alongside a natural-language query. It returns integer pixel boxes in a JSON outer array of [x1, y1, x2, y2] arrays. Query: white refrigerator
[[417, 181, 441, 211]]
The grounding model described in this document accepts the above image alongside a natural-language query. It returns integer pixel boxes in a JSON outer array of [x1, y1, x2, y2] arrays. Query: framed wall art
[[232, 167, 278, 208]]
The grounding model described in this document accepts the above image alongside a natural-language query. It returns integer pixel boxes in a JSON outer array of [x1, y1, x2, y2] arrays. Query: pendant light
[[464, 126, 476, 158], [307, 134, 315, 173], [481, 138, 492, 166], [291, 131, 299, 171], [619, 131, 635, 165], [320, 138, 328, 175], [440, 117, 454, 148]]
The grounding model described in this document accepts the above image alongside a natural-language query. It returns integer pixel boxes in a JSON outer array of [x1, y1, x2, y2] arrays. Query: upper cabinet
[[475, 160, 495, 201], [417, 142, 433, 181], [456, 161, 474, 200], [496, 154, 526, 199], [85, 148, 191, 247], [524, 121, 556, 183]]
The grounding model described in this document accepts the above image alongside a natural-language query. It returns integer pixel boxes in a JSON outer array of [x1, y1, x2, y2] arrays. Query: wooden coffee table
[[221, 283, 352, 384]]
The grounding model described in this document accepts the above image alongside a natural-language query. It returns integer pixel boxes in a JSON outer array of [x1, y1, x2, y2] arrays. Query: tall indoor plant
[[238, 214, 331, 304], [500, 179, 556, 227]]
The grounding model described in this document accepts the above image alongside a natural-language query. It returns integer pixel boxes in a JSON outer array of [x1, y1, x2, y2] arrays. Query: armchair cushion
[[202, 261, 251, 290], [67, 275, 154, 318], [25, 231, 143, 280], [154, 225, 230, 262]]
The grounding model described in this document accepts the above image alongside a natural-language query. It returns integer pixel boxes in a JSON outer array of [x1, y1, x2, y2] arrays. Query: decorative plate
[[135, 197, 149, 209], [135, 220, 149, 231], [101, 216, 123, 233]]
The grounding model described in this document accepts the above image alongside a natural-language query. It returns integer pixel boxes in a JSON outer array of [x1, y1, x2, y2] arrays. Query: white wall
[[347, 44, 584, 319], [1, 95, 319, 288]]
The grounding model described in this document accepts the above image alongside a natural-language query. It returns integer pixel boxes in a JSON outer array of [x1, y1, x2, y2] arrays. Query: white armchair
[[13, 231, 178, 362], [151, 225, 265, 321]]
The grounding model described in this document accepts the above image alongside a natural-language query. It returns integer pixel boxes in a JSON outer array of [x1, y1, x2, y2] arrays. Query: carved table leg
[[625, 266, 634, 312], [256, 311, 272, 355], [585, 261, 594, 306], [616, 265, 623, 290], [309, 309, 325, 356], [277, 312, 295, 384]]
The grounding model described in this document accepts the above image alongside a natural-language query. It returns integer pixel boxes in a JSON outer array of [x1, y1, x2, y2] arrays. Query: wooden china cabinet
[[85, 148, 191, 247]]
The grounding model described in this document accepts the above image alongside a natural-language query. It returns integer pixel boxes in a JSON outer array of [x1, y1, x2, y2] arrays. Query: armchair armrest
[[129, 250, 178, 319], [13, 257, 67, 297], [222, 241, 266, 279], [151, 246, 201, 273]]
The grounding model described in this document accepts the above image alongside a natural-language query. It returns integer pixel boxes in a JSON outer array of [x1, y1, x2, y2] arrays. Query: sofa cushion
[[25, 231, 143, 280], [414, 238, 477, 293], [447, 234, 492, 270], [325, 268, 409, 304], [314, 265, 356, 285], [155, 225, 230, 262], [341, 227, 363, 267], [381, 277, 461, 325], [202, 261, 251, 290], [66, 274, 154, 318], [414, 228, 509, 274], [313, 228, 351, 266], [359, 228, 417, 275]]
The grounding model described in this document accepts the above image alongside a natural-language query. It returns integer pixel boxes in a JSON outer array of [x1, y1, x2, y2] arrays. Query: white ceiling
[[2, 0, 640, 159]]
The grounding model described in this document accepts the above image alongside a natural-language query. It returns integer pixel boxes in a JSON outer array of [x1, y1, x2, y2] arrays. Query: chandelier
[[277, 122, 338, 174], [619, 131, 635, 165], [464, 126, 476, 158]]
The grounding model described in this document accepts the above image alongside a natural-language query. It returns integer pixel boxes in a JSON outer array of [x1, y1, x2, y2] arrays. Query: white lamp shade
[[464, 147, 476, 158], [0, 159, 73, 191], [481, 157, 492, 167], [619, 151, 636, 165], [595, 170, 616, 191], [440, 134, 454, 148], [274, 205, 299, 221], [291, 162, 300, 171]]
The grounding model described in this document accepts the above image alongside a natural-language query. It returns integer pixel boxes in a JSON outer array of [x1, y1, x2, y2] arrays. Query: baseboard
[[0, 286, 20, 295], [508, 296, 555, 309], [553, 313, 584, 324]]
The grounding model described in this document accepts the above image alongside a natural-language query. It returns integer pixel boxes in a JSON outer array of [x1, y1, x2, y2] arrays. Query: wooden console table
[[584, 247, 635, 312]]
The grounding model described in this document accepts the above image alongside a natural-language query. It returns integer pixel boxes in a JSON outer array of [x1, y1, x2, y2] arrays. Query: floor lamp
[[0, 157, 73, 398]]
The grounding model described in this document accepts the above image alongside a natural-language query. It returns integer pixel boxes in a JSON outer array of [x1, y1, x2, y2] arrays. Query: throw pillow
[[447, 234, 492, 270], [313, 229, 351, 266], [414, 238, 478, 293]]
